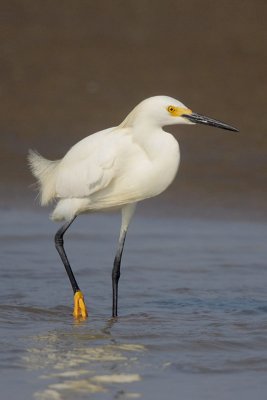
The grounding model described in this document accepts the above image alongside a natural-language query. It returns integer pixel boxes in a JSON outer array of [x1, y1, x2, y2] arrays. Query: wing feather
[[55, 129, 117, 198]]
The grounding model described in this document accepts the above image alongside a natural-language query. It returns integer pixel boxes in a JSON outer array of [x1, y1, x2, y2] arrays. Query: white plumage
[[29, 96, 184, 221], [28, 95, 237, 318]]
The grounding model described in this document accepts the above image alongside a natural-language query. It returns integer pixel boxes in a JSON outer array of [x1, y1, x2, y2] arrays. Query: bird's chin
[[180, 117, 195, 125], [165, 117, 195, 127]]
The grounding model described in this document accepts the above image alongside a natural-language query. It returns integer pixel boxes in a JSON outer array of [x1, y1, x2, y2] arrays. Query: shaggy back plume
[[28, 150, 60, 205]]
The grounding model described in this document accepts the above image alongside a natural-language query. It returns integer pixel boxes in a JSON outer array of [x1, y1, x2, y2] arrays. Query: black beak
[[182, 112, 238, 132]]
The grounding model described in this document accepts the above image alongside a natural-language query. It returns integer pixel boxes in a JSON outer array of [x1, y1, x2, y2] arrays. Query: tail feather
[[28, 150, 60, 205]]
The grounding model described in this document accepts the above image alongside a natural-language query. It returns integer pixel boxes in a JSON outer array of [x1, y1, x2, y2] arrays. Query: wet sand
[[1, 207, 267, 399]]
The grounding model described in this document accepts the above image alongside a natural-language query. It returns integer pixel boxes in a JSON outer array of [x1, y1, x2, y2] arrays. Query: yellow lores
[[167, 105, 192, 117], [28, 95, 238, 319]]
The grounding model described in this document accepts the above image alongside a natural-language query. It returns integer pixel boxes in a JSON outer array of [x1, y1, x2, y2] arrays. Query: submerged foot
[[73, 290, 88, 319]]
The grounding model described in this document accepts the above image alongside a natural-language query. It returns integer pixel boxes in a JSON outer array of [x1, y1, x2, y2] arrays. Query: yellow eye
[[168, 106, 176, 113]]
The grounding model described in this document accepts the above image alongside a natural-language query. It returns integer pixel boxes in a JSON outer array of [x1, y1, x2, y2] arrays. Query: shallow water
[[1, 207, 267, 399]]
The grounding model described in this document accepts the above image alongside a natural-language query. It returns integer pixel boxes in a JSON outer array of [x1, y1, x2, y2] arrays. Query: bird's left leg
[[112, 203, 136, 317], [54, 217, 88, 319]]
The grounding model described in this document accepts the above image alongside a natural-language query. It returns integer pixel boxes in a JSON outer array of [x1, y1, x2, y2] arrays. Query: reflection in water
[[22, 319, 144, 399], [2, 211, 267, 400]]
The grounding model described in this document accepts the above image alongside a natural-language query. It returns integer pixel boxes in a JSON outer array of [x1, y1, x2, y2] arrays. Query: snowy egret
[[28, 95, 238, 319]]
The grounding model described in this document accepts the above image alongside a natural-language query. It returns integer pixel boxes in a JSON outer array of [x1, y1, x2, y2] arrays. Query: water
[[0, 206, 267, 399], [1, 1, 267, 398]]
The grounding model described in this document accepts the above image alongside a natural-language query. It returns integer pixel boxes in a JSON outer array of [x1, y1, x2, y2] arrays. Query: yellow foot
[[73, 290, 88, 319]]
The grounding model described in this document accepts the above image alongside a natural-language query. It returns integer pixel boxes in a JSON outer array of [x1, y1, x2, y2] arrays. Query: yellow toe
[[73, 290, 88, 319]]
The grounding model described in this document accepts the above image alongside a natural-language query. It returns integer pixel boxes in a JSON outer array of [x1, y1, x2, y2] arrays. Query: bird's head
[[123, 96, 238, 132]]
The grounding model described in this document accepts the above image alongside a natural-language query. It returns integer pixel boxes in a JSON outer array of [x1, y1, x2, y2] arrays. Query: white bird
[[28, 95, 238, 319]]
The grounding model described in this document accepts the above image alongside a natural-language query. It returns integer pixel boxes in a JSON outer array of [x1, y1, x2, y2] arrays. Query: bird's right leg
[[54, 217, 88, 319], [112, 203, 137, 317]]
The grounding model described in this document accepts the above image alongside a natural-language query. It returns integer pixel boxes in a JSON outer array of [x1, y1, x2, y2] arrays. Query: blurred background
[[1, 0, 266, 218]]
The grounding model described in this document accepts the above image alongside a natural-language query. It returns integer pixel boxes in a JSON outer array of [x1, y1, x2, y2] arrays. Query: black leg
[[112, 229, 127, 317], [54, 216, 80, 294], [55, 216, 88, 318]]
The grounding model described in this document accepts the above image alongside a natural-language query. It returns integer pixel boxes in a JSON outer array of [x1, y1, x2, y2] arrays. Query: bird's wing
[[55, 129, 118, 198]]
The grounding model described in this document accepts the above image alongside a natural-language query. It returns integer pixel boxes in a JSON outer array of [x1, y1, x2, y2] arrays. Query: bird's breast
[[131, 132, 180, 200], [150, 135, 180, 195]]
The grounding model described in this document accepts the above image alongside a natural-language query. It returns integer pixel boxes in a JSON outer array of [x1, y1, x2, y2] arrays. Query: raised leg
[[54, 217, 88, 319], [112, 203, 137, 317]]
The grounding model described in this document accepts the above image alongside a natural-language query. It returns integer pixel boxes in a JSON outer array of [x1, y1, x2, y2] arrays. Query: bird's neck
[[131, 123, 169, 159], [119, 113, 168, 158]]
